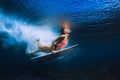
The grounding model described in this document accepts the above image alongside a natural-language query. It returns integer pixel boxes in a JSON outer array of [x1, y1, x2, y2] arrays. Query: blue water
[[0, 0, 120, 74]]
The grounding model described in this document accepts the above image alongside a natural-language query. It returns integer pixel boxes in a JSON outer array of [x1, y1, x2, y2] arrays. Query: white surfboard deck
[[30, 44, 78, 60]]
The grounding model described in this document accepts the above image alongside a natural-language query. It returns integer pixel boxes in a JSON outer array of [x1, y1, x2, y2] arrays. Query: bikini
[[57, 41, 67, 48]]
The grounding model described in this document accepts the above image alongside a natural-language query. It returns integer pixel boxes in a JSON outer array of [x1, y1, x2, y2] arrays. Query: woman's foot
[[28, 50, 35, 55]]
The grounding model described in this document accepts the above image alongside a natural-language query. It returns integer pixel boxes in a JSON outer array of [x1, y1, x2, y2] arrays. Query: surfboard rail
[[30, 44, 79, 61]]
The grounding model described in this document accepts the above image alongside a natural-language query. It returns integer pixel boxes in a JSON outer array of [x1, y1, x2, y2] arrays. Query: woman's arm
[[52, 35, 65, 44]]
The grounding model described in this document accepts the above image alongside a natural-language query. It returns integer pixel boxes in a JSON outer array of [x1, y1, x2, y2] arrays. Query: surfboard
[[30, 44, 78, 61]]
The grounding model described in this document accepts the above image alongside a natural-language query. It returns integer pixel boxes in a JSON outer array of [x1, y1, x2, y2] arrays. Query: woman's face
[[64, 28, 70, 34]]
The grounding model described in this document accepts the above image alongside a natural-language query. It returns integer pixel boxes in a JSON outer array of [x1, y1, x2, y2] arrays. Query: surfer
[[29, 22, 70, 55], [51, 22, 70, 53]]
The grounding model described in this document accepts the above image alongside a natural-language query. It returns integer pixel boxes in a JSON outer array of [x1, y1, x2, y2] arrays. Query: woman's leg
[[36, 39, 53, 52]]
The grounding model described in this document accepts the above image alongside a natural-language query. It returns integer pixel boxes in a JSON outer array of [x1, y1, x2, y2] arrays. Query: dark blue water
[[0, 0, 120, 79]]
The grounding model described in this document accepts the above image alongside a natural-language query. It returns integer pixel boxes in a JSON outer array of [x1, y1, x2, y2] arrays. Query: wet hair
[[60, 28, 65, 35]]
